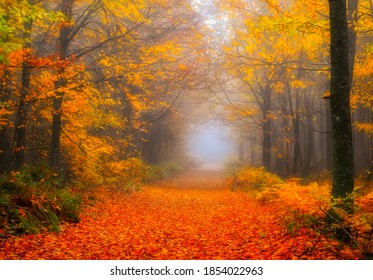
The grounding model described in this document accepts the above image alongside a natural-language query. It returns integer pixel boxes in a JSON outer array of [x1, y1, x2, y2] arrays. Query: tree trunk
[[250, 136, 257, 166], [148, 124, 162, 165], [0, 69, 12, 172], [49, 83, 64, 168], [328, 0, 354, 211], [50, 0, 73, 169], [325, 101, 333, 170], [238, 133, 244, 162], [14, 18, 33, 170], [262, 84, 272, 171], [347, 0, 358, 88], [292, 93, 301, 175], [304, 96, 315, 176]]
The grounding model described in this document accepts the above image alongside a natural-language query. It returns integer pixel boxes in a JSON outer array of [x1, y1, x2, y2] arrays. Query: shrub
[[229, 166, 284, 192], [100, 159, 184, 189], [0, 165, 82, 234], [145, 161, 184, 183], [224, 160, 245, 176], [321, 195, 373, 259], [56, 190, 82, 223], [145, 165, 164, 182], [101, 158, 149, 191], [228, 166, 373, 258], [159, 161, 183, 177]]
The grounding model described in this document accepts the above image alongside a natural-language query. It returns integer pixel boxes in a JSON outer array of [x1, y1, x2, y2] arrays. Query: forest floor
[[0, 170, 362, 259]]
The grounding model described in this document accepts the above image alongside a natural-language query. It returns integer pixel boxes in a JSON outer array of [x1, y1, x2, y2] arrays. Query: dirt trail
[[0, 171, 339, 259]]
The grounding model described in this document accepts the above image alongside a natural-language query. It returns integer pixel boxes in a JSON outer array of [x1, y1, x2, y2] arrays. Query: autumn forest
[[0, 0, 372, 260]]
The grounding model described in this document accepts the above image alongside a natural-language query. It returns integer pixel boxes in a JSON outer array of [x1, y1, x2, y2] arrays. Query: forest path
[[1, 170, 334, 259]]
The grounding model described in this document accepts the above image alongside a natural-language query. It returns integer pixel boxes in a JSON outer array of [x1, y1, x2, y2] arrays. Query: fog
[[187, 120, 235, 169]]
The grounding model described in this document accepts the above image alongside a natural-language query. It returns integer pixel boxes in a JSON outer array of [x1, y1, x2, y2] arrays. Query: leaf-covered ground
[[0, 171, 359, 259]]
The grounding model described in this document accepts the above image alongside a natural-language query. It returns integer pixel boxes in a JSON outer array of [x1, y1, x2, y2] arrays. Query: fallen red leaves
[[0, 171, 362, 260]]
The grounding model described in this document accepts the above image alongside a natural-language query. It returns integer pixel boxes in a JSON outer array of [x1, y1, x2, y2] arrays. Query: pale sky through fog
[[187, 121, 235, 166]]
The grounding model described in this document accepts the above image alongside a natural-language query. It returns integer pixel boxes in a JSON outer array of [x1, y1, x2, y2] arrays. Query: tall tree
[[13, 0, 35, 170], [328, 0, 354, 211], [49, 0, 73, 169]]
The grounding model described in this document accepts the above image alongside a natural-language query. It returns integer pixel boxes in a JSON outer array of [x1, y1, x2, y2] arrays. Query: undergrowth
[[229, 166, 284, 192], [0, 165, 81, 235], [0, 159, 183, 236], [228, 166, 373, 259], [145, 161, 184, 182], [102, 158, 184, 190]]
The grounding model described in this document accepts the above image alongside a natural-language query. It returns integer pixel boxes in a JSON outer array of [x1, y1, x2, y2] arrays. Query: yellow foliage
[[355, 122, 373, 134], [230, 166, 284, 192], [102, 0, 146, 22], [290, 80, 306, 89], [102, 158, 148, 186]]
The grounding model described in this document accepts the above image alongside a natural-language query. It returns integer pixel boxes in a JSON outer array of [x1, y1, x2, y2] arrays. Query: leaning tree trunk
[[328, 0, 354, 212]]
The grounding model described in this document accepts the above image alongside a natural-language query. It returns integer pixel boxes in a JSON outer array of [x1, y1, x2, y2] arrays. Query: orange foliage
[[229, 167, 373, 258], [0, 172, 364, 260]]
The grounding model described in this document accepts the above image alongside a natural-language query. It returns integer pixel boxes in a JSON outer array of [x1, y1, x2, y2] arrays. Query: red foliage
[[0, 172, 362, 260]]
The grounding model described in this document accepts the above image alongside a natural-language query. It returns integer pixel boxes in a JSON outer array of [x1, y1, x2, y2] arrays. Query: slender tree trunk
[[250, 145, 256, 166], [348, 0, 358, 88], [262, 84, 272, 171], [325, 101, 333, 170], [50, 82, 64, 168], [348, 0, 359, 175], [292, 56, 306, 175], [50, 0, 73, 169], [292, 93, 301, 175], [150, 124, 162, 164], [367, 111, 373, 180], [286, 80, 301, 176], [0, 69, 12, 172], [280, 95, 291, 176], [328, 0, 354, 211], [238, 133, 244, 162], [250, 136, 256, 166], [304, 96, 315, 176], [120, 91, 135, 159], [14, 17, 33, 170]]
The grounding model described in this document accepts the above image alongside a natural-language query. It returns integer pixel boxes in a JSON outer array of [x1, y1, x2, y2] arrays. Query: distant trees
[[214, 0, 372, 185], [216, 0, 330, 176]]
